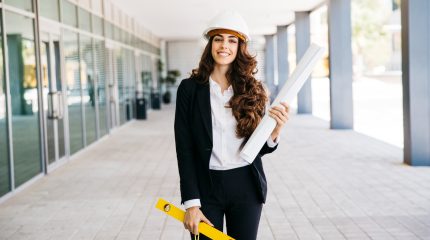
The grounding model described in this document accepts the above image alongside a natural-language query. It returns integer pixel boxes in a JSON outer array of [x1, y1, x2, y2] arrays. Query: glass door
[[40, 31, 66, 165], [106, 47, 118, 129]]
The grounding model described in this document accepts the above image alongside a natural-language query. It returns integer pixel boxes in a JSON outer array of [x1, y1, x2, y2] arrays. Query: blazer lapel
[[196, 83, 213, 144]]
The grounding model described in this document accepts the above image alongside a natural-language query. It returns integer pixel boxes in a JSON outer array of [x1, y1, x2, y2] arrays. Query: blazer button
[[205, 147, 212, 151]]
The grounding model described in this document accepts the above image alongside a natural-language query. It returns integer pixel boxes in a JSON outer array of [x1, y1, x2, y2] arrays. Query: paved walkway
[[0, 105, 429, 240]]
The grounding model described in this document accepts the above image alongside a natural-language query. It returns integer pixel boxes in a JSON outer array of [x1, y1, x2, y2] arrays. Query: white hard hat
[[203, 11, 250, 42]]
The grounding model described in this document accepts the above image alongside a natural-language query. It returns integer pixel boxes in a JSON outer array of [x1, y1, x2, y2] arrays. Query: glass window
[[5, 11, 42, 187], [0, 12, 10, 197], [54, 40, 66, 159], [39, 34, 55, 164], [79, 35, 96, 144], [40, 0, 60, 21], [113, 25, 120, 42], [131, 35, 136, 48], [63, 30, 83, 154], [91, 0, 102, 16], [4, 0, 32, 12], [92, 15, 103, 36], [94, 39, 107, 137], [115, 49, 126, 125], [78, 7, 91, 32], [62, 0, 77, 27], [40, 33, 65, 164], [125, 50, 135, 120], [118, 29, 123, 43], [105, 22, 113, 40], [141, 55, 153, 110], [123, 31, 129, 44]]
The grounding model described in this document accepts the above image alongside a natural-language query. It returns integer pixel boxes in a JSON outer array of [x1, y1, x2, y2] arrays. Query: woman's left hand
[[268, 102, 290, 141]]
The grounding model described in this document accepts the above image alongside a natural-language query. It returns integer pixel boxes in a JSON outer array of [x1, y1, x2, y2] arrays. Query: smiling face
[[211, 33, 239, 67]]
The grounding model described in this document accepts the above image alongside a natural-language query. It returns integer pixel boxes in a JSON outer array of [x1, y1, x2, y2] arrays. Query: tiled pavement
[[0, 105, 429, 240]]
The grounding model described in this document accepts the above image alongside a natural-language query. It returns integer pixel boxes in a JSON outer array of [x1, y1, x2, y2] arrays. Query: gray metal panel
[[295, 12, 312, 114], [276, 25, 289, 97], [401, 0, 430, 166], [327, 0, 353, 129], [33, 0, 48, 174], [264, 34, 277, 102], [1, 4, 15, 191]]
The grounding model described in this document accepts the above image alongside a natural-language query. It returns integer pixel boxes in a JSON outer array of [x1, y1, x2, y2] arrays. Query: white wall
[[166, 40, 206, 102], [166, 37, 267, 102]]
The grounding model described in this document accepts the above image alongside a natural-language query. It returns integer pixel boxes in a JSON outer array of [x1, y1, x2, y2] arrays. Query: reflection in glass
[[40, 0, 60, 21], [124, 50, 135, 120], [78, 7, 91, 32], [92, 15, 104, 36], [40, 34, 65, 164], [64, 30, 83, 154], [141, 55, 153, 110], [6, 11, 42, 187], [105, 22, 113, 40], [114, 26, 120, 42], [80, 35, 96, 145], [116, 49, 125, 125], [5, 0, 32, 12], [94, 40, 107, 137], [54, 41, 66, 159], [62, 0, 77, 27], [0, 13, 10, 197], [40, 41, 55, 163]]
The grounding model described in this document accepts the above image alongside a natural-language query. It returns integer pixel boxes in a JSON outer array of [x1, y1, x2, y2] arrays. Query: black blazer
[[174, 77, 277, 204]]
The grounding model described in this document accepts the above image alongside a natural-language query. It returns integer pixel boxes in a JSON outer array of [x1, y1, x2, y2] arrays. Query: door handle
[[47, 91, 64, 119]]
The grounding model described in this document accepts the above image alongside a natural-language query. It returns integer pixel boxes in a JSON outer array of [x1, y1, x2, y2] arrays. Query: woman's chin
[[214, 59, 234, 66]]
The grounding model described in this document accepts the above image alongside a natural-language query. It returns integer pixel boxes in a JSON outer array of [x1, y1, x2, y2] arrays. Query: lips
[[217, 52, 230, 57]]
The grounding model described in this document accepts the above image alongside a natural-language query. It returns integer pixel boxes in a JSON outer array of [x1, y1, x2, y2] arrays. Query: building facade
[[0, 0, 161, 199]]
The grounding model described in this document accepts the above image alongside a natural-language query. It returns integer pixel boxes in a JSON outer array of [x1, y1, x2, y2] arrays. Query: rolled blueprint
[[240, 44, 325, 163]]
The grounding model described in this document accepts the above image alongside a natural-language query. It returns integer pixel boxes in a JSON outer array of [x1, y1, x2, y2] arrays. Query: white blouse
[[209, 77, 251, 170], [184, 77, 279, 209]]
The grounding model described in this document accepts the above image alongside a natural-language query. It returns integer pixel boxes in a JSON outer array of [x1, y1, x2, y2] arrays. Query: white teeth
[[218, 52, 229, 57]]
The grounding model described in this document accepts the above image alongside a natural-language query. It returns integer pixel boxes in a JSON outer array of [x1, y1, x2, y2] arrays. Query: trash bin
[[151, 92, 161, 110], [126, 99, 131, 120], [136, 98, 147, 120]]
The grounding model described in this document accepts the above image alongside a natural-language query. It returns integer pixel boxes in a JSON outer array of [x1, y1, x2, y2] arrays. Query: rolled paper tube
[[240, 43, 325, 163]]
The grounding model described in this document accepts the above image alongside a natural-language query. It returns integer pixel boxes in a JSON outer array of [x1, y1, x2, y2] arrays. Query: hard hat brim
[[204, 27, 250, 42]]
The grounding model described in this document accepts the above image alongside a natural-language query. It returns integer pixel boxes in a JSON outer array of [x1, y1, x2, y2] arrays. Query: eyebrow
[[214, 34, 238, 39]]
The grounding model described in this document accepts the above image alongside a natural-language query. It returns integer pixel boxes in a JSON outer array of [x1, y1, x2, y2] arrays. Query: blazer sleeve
[[258, 141, 278, 156], [174, 80, 200, 204]]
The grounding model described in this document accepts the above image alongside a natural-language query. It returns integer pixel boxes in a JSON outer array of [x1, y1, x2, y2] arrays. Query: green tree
[[351, 0, 392, 73]]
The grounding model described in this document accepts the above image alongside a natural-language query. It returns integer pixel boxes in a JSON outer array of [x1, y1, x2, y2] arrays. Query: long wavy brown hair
[[191, 36, 268, 140]]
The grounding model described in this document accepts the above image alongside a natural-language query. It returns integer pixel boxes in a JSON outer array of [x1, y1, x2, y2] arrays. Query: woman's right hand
[[184, 207, 214, 235]]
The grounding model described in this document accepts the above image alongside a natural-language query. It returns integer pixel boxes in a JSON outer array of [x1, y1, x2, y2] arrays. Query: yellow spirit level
[[155, 198, 235, 240]]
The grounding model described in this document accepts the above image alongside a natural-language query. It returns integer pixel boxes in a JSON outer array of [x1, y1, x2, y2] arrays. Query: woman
[[174, 11, 289, 240]]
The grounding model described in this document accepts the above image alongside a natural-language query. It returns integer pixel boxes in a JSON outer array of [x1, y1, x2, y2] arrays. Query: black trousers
[[191, 165, 263, 240]]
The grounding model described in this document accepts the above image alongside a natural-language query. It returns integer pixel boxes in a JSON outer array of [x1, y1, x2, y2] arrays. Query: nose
[[221, 39, 229, 48]]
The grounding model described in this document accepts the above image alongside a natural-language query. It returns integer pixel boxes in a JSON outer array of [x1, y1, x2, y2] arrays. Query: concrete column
[[276, 25, 289, 96], [264, 34, 277, 102], [401, 0, 430, 166], [295, 12, 312, 114], [328, 0, 354, 129]]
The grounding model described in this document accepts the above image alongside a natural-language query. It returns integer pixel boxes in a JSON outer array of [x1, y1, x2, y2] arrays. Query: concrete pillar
[[295, 12, 312, 114], [276, 25, 289, 96], [327, 0, 354, 129], [401, 0, 430, 166], [264, 34, 277, 102]]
